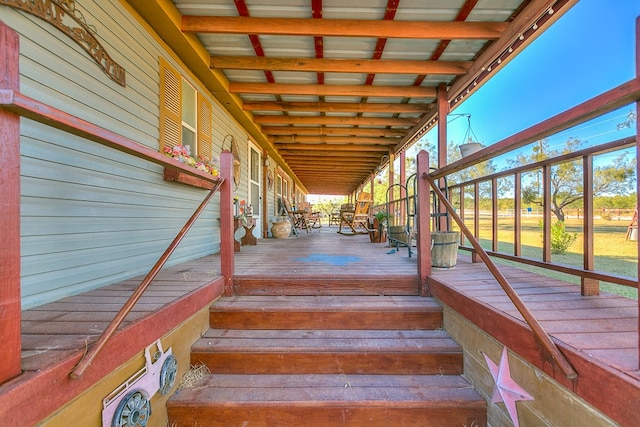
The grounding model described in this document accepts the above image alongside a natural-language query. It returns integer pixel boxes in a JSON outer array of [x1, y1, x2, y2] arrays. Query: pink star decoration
[[483, 347, 534, 427]]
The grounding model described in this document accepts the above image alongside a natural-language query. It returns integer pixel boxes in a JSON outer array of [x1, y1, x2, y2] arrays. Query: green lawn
[[455, 216, 638, 299]]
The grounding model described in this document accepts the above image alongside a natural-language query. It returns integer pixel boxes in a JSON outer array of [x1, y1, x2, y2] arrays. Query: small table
[[233, 218, 243, 252], [241, 217, 257, 246]]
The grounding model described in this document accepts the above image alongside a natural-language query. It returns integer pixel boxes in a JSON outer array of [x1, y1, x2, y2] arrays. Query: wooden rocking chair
[[338, 192, 373, 235], [282, 198, 311, 233]]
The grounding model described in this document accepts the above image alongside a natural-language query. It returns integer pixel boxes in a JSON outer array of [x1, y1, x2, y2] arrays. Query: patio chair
[[328, 210, 341, 227], [338, 192, 373, 235], [282, 198, 311, 233]]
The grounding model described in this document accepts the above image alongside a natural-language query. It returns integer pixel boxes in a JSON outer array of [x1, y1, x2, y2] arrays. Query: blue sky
[[429, 0, 640, 157]]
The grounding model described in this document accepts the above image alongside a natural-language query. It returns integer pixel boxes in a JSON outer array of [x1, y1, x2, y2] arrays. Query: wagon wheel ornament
[[112, 390, 150, 427], [159, 354, 178, 395]]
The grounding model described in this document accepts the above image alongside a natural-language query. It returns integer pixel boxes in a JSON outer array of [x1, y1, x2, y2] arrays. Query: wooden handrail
[[420, 152, 578, 379], [70, 178, 224, 379], [0, 87, 232, 380]]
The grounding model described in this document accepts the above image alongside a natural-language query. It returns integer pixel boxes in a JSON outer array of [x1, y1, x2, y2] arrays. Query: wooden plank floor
[[20, 257, 223, 371], [233, 226, 417, 276], [430, 255, 639, 377]]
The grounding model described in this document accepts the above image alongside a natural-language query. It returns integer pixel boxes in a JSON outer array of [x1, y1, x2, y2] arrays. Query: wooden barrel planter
[[388, 226, 408, 243], [431, 231, 459, 269]]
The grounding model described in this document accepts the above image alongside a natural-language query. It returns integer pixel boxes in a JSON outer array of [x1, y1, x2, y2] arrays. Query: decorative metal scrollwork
[[159, 354, 178, 395], [111, 390, 150, 427]]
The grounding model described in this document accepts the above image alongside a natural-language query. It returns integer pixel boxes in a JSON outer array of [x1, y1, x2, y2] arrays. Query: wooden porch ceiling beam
[[263, 126, 407, 137], [288, 165, 374, 172], [182, 16, 508, 39], [276, 143, 390, 152], [284, 160, 380, 167], [230, 82, 436, 98], [212, 56, 472, 75], [245, 101, 429, 114], [255, 115, 418, 126], [273, 136, 397, 145], [278, 150, 383, 158], [285, 157, 380, 165]]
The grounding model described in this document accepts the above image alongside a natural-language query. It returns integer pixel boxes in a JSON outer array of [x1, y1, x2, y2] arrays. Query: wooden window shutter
[[159, 57, 182, 151], [197, 93, 212, 161]]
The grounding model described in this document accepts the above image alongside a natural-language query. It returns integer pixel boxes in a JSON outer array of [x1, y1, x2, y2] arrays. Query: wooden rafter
[[230, 82, 436, 98], [272, 136, 398, 145], [244, 101, 429, 113], [282, 155, 382, 163], [211, 56, 472, 75], [254, 115, 418, 126], [182, 16, 508, 39], [275, 143, 389, 152], [262, 126, 406, 137], [277, 150, 384, 158]]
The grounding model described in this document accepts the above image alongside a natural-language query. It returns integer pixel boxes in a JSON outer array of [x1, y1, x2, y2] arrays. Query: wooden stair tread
[[168, 374, 483, 405], [194, 329, 460, 353], [212, 295, 442, 311], [233, 276, 420, 296], [210, 295, 443, 330]]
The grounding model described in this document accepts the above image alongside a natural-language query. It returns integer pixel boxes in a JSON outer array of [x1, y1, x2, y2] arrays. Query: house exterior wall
[[0, 1, 249, 308]]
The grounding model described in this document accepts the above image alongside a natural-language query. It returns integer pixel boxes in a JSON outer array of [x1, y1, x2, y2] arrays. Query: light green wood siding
[[0, 1, 238, 308]]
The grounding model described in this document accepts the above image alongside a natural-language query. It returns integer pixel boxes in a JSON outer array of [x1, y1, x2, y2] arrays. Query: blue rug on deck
[[294, 253, 361, 266]]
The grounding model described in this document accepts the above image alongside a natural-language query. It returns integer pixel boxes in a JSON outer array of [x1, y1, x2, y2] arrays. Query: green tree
[[510, 138, 635, 221]]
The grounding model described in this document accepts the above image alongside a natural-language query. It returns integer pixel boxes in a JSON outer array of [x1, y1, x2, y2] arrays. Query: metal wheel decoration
[[112, 390, 151, 427], [159, 354, 178, 395]]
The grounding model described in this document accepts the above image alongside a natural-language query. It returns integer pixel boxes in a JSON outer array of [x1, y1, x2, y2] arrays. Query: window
[[159, 57, 212, 161]]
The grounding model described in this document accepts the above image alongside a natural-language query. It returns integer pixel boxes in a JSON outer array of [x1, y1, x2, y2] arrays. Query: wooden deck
[[232, 226, 419, 294], [5, 226, 639, 425]]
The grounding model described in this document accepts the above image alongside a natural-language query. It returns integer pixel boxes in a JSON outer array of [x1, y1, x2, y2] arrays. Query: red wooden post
[[436, 83, 449, 231], [635, 16, 639, 371], [416, 150, 431, 296], [582, 155, 599, 296], [472, 182, 480, 263], [219, 150, 234, 296], [514, 172, 522, 256], [0, 20, 22, 384], [542, 164, 552, 262], [491, 177, 498, 252]]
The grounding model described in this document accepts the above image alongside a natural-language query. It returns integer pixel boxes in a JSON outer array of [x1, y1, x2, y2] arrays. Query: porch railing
[[399, 72, 639, 371], [0, 87, 235, 379], [417, 150, 578, 379]]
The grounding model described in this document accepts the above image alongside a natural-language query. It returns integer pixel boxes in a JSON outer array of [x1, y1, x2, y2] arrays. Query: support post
[[0, 20, 22, 384], [542, 164, 552, 262], [582, 155, 599, 295], [635, 16, 639, 370], [220, 150, 235, 296], [514, 172, 522, 256], [436, 83, 449, 231], [416, 150, 431, 295]]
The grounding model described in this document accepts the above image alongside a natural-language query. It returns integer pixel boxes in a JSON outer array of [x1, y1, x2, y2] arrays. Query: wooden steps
[[168, 295, 486, 426]]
